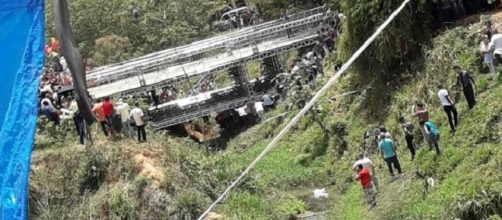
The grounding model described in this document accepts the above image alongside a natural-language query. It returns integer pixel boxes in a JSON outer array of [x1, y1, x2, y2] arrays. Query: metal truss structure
[[89, 35, 318, 98], [86, 6, 333, 129], [87, 6, 330, 88], [88, 6, 325, 75]]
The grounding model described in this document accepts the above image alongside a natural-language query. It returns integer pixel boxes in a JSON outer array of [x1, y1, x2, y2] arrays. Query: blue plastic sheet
[[0, 0, 44, 219]]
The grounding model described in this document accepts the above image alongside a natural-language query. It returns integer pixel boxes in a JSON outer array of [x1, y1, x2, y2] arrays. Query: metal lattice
[[89, 36, 318, 98], [86, 7, 330, 87]]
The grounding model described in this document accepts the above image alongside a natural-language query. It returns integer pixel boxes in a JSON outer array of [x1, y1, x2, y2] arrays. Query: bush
[[109, 187, 139, 220], [77, 147, 109, 193]]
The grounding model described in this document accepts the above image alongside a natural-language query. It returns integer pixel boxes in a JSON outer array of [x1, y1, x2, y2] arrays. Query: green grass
[[30, 17, 502, 220], [206, 19, 502, 219]]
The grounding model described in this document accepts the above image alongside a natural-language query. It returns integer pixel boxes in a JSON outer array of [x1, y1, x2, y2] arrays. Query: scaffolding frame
[[87, 8, 329, 86]]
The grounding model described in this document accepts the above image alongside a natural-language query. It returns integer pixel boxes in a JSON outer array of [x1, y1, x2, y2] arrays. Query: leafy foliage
[[90, 34, 134, 66], [45, 0, 226, 63]]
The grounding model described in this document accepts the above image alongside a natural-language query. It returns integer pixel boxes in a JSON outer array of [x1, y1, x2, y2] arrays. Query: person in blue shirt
[[420, 120, 441, 155], [378, 133, 402, 176]]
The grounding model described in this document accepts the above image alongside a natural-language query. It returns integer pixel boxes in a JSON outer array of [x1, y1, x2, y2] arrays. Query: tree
[[45, 0, 227, 63], [91, 34, 134, 66], [335, 0, 437, 118]]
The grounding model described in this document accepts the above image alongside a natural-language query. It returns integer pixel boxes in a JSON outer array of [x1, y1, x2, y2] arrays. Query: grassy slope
[[207, 20, 502, 219], [30, 19, 502, 220]]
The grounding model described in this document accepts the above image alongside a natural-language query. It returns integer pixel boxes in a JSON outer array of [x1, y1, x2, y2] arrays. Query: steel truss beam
[[90, 36, 317, 98], [87, 11, 330, 86], [150, 93, 265, 130]]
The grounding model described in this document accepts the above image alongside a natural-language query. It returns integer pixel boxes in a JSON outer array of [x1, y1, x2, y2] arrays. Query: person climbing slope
[[354, 164, 377, 209], [398, 116, 416, 160], [437, 84, 458, 132], [420, 120, 441, 155], [454, 65, 476, 109], [352, 153, 378, 190], [413, 102, 431, 147], [378, 133, 402, 177]]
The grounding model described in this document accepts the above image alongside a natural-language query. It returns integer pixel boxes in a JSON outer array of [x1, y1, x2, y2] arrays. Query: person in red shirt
[[101, 97, 116, 136], [355, 164, 377, 209]]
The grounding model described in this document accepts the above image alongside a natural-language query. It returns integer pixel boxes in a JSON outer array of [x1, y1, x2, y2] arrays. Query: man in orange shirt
[[92, 99, 108, 136], [355, 164, 377, 209]]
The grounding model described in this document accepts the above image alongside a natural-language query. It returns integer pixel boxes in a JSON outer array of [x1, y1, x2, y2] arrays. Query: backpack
[[425, 121, 439, 137]]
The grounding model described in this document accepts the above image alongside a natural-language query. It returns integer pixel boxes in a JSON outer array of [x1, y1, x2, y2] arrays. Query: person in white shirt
[[116, 99, 133, 138], [480, 35, 495, 74], [60, 56, 68, 72], [254, 101, 264, 120], [130, 103, 146, 142], [437, 84, 458, 132], [489, 30, 502, 65], [352, 153, 378, 190], [40, 93, 55, 110]]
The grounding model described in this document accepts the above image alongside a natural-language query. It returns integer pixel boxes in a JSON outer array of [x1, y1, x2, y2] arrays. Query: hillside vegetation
[[32, 1, 502, 220]]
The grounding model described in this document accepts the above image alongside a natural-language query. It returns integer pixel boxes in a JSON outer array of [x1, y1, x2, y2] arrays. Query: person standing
[[378, 133, 402, 177], [102, 97, 115, 134], [420, 120, 441, 155], [413, 102, 431, 147], [480, 35, 495, 75], [438, 84, 458, 132], [69, 97, 85, 144], [92, 99, 108, 136], [398, 116, 416, 160], [454, 65, 476, 109], [354, 164, 377, 209], [254, 101, 264, 121], [130, 103, 146, 143], [116, 99, 133, 138], [489, 29, 502, 65], [352, 153, 378, 190]]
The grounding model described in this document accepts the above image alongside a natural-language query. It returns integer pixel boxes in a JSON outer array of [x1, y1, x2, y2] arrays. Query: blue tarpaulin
[[0, 0, 44, 219]]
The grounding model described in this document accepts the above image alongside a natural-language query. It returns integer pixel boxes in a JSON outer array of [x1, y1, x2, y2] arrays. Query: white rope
[[198, 1, 411, 219]]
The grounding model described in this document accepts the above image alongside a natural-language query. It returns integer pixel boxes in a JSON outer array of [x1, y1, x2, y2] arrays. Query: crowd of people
[[89, 98, 147, 144], [352, 46, 498, 209]]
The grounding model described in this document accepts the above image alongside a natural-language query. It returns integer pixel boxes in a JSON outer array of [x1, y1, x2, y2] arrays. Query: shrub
[[77, 147, 109, 193], [109, 187, 139, 220]]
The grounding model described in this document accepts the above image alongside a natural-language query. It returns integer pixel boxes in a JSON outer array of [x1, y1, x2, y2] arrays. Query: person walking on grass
[[354, 164, 377, 209], [413, 102, 431, 147], [438, 84, 458, 132], [420, 120, 441, 155], [480, 35, 496, 75], [454, 65, 476, 109], [398, 116, 416, 160], [352, 153, 378, 190], [378, 133, 402, 177], [130, 103, 146, 143]]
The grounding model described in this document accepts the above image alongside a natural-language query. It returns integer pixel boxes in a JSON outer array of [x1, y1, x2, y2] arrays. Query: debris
[[313, 188, 329, 199]]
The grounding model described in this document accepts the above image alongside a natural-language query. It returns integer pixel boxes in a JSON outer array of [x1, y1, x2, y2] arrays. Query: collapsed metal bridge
[[87, 6, 333, 129]]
